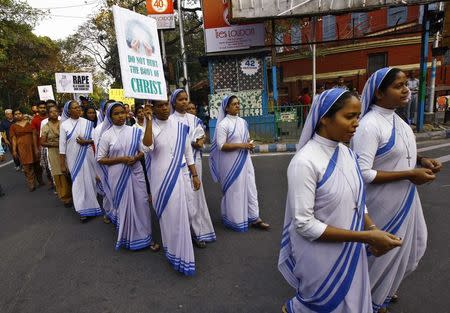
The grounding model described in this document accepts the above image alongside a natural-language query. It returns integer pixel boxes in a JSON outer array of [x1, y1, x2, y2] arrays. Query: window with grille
[[368, 53, 387, 75], [387, 7, 408, 27]]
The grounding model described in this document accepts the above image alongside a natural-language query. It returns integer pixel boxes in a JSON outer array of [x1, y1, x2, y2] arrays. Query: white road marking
[[0, 160, 13, 168], [417, 142, 450, 153], [436, 155, 450, 164]]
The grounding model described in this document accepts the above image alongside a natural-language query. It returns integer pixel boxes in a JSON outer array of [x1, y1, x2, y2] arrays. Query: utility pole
[[427, 2, 444, 117], [417, 4, 430, 131], [312, 17, 317, 97], [177, 0, 189, 96]]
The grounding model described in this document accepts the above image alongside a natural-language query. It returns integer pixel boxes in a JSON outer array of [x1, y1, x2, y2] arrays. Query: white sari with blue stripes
[[97, 125, 152, 250], [351, 105, 427, 312], [59, 117, 101, 217], [171, 112, 216, 242], [93, 121, 113, 220], [279, 136, 372, 313], [212, 115, 259, 232], [149, 118, 195, 275]]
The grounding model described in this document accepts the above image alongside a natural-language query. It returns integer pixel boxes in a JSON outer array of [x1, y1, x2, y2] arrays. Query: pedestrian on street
[[59, 100, 102, 222], [170, 90, 216, 248], [83, 105, 99, 128], [93, 100, 115, 225], [406, 71, 419, 124], [143, 99, 198, 276], [279, 88, 402, 313], [40, 106, 72, 207], [209, 95, 270, 232], [352, 67, 442, 313], [31, 100, 53, 188], [97, 102, 158, 251], [10, 109, 44, 191], [0, 108, 21, 170]]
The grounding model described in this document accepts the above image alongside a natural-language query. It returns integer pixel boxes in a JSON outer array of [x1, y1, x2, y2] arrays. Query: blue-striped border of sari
[[79, 207, 103, 217], [154, 123, 189, 219], [193, 232, 217, 242], [376, 116, 396, 157], [317, 147, 339, 189], [66, 120, 79, 140], [115, 234, 152, 251], [381, 184, 416, 235], [112, 128, 141, 209], [163, 247, 196, 276], [70, 121, 93, 182]]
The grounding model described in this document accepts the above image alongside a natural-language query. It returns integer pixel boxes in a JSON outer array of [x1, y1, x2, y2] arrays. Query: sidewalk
[[204, 124, 450, 154]]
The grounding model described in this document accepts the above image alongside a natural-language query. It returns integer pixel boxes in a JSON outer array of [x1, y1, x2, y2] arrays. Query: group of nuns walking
[[279, 67, 441, 313], [58, 89, 269, 277], [57, 67, 440, 312]]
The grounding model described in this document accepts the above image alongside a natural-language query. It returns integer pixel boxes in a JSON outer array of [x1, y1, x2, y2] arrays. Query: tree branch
[[166, 20, 203, 46]]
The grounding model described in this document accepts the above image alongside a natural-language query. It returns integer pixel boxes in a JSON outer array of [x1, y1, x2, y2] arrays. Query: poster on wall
[[113, 5, 167, 100], [146, 0, 175, 29], [55, 73, 93, 93], [37, 85, 55, 101], [202, 0, 265, 53]]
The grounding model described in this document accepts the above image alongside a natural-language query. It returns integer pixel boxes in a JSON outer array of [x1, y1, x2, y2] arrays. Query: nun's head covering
[[61, 100, 74, 122], [99, 102, 124, 139], [297, 88, 349, 151], [169, 88, 186, 114], [217, 95, 235, 126], [208, 95, 236, 183], [360, 67, 394, 118], [98, 99, 107, 123]]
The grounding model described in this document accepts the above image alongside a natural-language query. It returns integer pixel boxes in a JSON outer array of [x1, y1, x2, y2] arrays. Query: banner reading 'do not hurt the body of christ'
[[113, 5, 167, 101]]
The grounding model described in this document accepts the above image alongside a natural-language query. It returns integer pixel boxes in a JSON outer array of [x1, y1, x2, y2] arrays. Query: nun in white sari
[[59, 100, 102, 220], [351, 67, 440, 312], [278, 89, 402, 313], [170, 89, 216, 246], [97, 102, 154, 251], [209, 95, 269, 232], [93, 100, 113, 224], [143, 99, 201, 276]]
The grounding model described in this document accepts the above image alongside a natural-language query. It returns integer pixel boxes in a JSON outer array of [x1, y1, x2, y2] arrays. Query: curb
[[414, 129, 450, 142], [203, 130, 449, 154]]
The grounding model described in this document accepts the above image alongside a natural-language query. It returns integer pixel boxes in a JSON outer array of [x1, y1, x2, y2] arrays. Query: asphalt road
[[0, 139, 449, 313]]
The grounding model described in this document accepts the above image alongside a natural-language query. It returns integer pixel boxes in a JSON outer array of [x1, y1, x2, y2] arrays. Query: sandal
[[281, 304, 288, 313], [252, 220, 270, 230], [79, 216, 88, 223], [390, 292, 399, 303], [193, 239, 206, 249], [150, 242, 160, 252]]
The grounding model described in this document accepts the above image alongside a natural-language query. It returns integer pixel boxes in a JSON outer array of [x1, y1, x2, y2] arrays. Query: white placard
[[204, 23, 265, 53], [37, 85, 55, 101], [240, 58, 260, 76], [55, 73, 93, 93], [113, 5, 167, 100], [149, 14, 175, 29]]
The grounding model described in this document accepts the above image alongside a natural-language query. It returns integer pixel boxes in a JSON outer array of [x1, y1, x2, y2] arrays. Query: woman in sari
[[97, 102, 158, 251], [278, 88, 403, 313], [209, 95, 269, 232], [351, 68, 441, 313], [170, 89, 216, 247], [10, 109, 43, 191], [40, 106, 72, 206], [143, 99, 200, 275], [59, 100, 101, 222]]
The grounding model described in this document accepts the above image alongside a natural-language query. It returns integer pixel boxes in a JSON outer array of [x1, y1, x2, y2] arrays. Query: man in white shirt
[[407, 71, 419, 124]]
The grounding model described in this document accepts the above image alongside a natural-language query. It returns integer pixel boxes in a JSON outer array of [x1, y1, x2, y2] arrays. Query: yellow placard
[[109, 89, 135, 106]]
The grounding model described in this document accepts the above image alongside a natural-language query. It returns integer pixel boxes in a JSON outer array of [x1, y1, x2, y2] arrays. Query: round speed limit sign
[[151, 0, 169, 13]]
